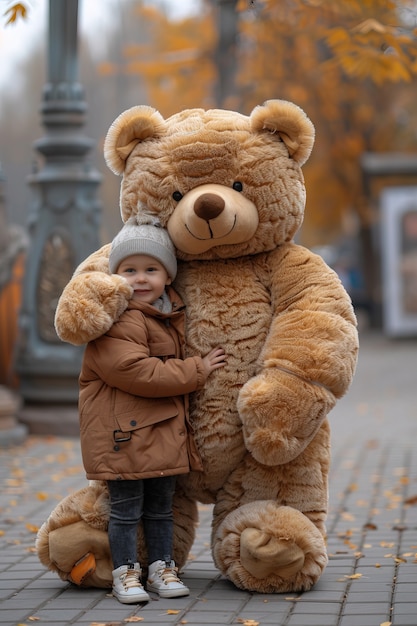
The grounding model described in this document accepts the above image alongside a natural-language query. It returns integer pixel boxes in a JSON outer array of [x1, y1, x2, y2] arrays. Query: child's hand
[[202, 347, 227, 377]]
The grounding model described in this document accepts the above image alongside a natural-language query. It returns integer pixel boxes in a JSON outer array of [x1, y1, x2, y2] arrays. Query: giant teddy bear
[[36, 100, 359, 593]]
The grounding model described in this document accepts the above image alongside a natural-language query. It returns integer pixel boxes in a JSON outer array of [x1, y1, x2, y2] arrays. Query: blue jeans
[[107, 476, 176, 569]]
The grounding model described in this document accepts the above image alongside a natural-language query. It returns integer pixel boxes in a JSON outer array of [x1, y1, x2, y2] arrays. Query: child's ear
[[166, 277, 172, 285]]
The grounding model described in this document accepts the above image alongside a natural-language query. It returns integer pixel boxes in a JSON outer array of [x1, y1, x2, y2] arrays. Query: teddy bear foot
[[213, 501, 327, 593]]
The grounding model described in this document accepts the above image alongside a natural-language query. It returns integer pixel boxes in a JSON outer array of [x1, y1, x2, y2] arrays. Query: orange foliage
[[235, 0, 417, 243], [3, 2, 27, 25]]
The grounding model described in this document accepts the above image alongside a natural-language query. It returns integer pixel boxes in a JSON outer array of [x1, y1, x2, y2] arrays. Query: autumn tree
[[235, 0, 417, 245]]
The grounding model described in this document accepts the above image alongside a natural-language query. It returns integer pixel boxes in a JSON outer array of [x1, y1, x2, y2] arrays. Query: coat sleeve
[[85, 315, 207, 397]]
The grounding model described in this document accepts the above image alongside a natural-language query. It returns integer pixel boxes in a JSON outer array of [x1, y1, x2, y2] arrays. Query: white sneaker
[[112, 563, 150, 604], [147, 559, 190, 598]]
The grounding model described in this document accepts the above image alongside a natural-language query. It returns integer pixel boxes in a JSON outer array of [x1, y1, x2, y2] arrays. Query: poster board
[[381, 186, 417, 337]]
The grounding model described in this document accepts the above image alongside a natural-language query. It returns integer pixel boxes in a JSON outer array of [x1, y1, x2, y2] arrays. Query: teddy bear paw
[[213, 501, 327, 593]]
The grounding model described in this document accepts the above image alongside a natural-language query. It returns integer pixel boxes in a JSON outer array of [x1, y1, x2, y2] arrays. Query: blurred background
[[1, 0, 417, 441]]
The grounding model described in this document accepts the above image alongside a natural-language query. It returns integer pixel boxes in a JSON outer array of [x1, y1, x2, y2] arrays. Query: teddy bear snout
[[194, 193, 225, 221]]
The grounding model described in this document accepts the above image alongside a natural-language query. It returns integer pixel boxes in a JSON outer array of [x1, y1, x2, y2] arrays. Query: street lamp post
[[15, 0, 101, 404]]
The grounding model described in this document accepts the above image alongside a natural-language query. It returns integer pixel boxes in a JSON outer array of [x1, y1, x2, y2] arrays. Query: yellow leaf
[[380, 622, 392, 626], [124, 618, 144, 623], [36, 492, 48, 501], [166, 610, 180, 615], [346, 573, 362, 579], [352, 19, 387, 35], [26, 523, 39, 534], [0, 530, 5, 536], [4, 2, 27, 25]]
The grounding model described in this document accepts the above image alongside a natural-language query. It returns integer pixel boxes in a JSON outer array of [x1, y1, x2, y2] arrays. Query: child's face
[[117, 254, 172, 304]]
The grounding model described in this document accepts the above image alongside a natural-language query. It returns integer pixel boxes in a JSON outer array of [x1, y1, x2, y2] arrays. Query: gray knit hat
[[109, 215, 177, 280]]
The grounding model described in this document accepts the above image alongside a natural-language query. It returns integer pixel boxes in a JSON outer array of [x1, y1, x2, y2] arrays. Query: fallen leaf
[[28, 618, 40, 623], [394, 557, 407, 564], [404, 495, 417, 505], [166, 610, 180, 615], [380, 622, 392, 626], [36, 492, 48, 501], [5, 479, 23, 487], [124, 618, 144, 623], [346, 573, 362, 579], [25, 523, 39, 533], [11, 468, 25, 477]]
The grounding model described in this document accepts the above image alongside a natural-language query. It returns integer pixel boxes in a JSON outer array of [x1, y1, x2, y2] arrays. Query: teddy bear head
[[104, 100, 315, 261]]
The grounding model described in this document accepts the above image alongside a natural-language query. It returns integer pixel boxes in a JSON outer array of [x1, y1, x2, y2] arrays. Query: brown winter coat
[[78, 286, 205, 480]]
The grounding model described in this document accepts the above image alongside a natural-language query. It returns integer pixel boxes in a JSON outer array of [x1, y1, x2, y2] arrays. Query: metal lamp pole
[[15, 0, 101, 403]]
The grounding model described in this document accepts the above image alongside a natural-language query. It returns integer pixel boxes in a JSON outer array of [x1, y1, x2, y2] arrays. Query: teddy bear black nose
[[194, 193, 225, 221]]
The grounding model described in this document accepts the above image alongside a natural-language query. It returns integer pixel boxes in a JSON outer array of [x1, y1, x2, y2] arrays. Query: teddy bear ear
[[104, 105, 167, 175], [250, 100, 315, 166]]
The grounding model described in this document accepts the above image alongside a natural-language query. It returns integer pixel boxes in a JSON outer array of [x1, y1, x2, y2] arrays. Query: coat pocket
[[114, 397, 179, 436]]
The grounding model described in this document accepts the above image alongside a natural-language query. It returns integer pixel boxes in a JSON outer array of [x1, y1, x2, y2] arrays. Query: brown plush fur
[[37, 100, 358, 592]]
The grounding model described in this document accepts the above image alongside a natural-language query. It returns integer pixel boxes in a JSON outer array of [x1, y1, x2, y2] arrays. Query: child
[[78, 215, 227, 604]]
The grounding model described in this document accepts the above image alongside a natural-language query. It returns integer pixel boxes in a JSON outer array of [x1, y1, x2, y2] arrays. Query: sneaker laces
[[122, 568, 141, 590], [158, 565, 181, 585]]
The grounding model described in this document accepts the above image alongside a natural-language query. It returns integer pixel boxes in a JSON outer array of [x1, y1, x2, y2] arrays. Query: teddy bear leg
[[212, 501, 327, 593], [37, 519, 113, 588]]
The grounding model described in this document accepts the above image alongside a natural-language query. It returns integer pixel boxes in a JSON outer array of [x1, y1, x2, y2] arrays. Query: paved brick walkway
[[0, 332, 416, 626]]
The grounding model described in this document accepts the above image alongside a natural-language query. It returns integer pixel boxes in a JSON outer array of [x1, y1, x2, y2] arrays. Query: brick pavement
[[0, 331, 416, 626]]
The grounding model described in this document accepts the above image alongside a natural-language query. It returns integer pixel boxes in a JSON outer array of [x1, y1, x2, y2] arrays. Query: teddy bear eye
[[233, 181, 243, 192], [172, 191, 183, 202]]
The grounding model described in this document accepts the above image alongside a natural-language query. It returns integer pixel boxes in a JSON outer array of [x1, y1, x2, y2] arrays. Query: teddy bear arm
[[54, 244, 133, 345], [237, 367, 336, 465], [238, 247, 359, 465], [262, 309, 358, 398], [261, 245, 358, 396]]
